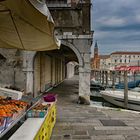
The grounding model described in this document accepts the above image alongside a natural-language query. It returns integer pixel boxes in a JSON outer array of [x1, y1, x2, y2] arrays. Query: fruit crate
[[34, 103, 56, 140]]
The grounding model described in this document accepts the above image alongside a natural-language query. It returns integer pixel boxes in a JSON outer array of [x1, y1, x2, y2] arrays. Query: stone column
[[79, 66, 91, 105], [23, 51, 36, 95], [78, 52, 91, 105]]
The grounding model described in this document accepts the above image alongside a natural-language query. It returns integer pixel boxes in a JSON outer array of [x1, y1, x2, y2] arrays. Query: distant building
[[91, 50, 140, 70], [110, 51, 140, 69], [99, 55, 111, 70], [91, 41, 100, 69]]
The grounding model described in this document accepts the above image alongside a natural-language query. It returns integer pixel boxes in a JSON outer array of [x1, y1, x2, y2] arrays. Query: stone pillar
[[78, 52, 91, 105], [79, 66, 91, 105], [51, 56, 56, 86], [23, 51, 36, 95]]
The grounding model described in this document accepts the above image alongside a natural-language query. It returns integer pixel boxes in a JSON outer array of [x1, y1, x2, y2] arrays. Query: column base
[[77, 96, 90, 105]]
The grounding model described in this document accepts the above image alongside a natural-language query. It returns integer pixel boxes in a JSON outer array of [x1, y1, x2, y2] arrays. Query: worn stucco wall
[[0, 48, 25, 90], [49, 0, 91, 35]]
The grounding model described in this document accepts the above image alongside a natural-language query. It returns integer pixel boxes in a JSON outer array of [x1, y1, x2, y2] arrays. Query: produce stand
[[0, 89, 56, 140], [0, 96, 41, 139], [9, 102, 56, 140]]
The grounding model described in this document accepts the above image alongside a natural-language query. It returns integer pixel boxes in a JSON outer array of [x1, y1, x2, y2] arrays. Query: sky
[[91, 0, 140, 55]]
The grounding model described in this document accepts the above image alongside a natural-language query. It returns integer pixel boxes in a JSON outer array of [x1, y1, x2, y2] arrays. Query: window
[[115, 59, 117, 63], [120, 59, 122, 63], [125, 59, 126, 63]]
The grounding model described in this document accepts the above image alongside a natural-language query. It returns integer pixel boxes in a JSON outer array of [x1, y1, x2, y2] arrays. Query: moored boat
[[101, 90, 140, 111]]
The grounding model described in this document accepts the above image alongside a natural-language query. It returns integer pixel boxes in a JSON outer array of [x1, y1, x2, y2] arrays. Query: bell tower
[[92, 41, 100, 69], [94, 41, 98, 56]]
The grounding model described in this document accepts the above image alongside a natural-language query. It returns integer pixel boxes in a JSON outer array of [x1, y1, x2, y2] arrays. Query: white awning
[[0, 0, 60, 51]]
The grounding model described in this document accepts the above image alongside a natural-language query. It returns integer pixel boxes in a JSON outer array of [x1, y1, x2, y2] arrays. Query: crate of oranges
[[0, 97, 28, 127]]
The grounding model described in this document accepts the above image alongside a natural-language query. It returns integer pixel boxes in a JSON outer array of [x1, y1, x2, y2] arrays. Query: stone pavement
[[50, 76, 140, 140]]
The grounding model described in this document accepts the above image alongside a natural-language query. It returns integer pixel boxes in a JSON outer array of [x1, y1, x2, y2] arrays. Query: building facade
[[99, 55, 111, 70], [91, 50, 140, 70], [111, 52, 140, 69]]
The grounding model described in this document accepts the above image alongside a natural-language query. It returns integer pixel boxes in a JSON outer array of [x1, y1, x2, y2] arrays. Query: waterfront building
[[110, 51, 140, 69], [99, 55, 111, 70]]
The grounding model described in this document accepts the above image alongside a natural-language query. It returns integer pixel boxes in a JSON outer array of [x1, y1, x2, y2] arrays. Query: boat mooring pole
[[124, 70, 128, 109], [99, 71, 102, 84], [106, 71, 108, 86], [102, 70, 104, 85], [112, 71, 115, 90]]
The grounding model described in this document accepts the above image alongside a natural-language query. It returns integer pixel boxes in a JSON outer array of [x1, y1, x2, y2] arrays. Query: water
[[90, 90, 117, 108], [90, 74, 140, 108]]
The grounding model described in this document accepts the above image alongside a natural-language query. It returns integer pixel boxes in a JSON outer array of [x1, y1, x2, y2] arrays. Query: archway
[[24, 40, 91, 104], [61, 40, 83, 67], [66, 61, 78, 79]]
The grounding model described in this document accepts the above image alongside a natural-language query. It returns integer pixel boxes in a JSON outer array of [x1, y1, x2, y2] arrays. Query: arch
[[61, 40, 84, 67]]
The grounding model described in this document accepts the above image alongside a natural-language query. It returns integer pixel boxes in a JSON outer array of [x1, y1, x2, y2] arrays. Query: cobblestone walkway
[[51, 77, 140, 140]]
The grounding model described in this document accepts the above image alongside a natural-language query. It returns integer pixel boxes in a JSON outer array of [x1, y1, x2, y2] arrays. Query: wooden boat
[[115, 80, 140, 89], [101, 90, 140, 111]]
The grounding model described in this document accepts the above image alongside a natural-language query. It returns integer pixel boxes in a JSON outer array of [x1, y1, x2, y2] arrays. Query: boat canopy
[[0, 0, 60, 51], [115, 66, 140, 72]]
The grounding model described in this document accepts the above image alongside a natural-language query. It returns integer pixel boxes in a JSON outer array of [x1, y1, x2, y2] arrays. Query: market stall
[[9, 100, 56, 140], [0, 88, 56, 140]]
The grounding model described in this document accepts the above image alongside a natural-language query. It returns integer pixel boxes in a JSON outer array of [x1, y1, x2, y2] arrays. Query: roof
[[99, 55, 110, 59], [111, 51, 140, 55]]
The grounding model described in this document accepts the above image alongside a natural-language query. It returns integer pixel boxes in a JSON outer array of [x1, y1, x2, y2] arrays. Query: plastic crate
[[34, 103, 56, 140]]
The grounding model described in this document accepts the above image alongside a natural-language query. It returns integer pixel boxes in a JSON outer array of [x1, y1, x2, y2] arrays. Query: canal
[[90, 90, 118, 108]]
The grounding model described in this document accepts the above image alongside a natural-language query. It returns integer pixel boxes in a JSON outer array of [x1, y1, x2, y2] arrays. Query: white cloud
[[96, 17, 126, 27], [135, 15, 140, 23]]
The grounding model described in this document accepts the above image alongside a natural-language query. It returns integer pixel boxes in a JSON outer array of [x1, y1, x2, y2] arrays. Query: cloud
[[96, 17, 126, 27], [98, 23, 140, 31], [92, 0, 140, 55]]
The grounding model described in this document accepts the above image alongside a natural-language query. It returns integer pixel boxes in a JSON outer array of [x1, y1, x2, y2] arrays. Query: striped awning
[[0, 0, 60, 51]]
